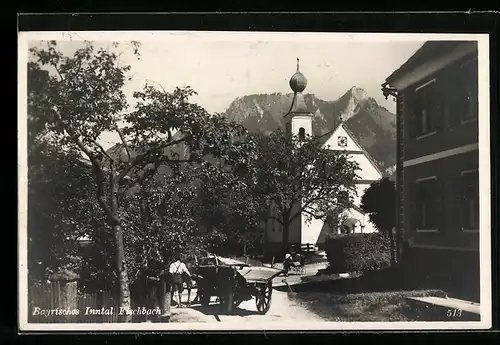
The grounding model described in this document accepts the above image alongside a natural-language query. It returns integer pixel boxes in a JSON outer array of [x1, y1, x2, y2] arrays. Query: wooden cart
[[193, 255, 284, 314]]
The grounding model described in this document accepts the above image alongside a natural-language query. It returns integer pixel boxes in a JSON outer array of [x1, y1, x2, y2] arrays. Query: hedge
[[325, 233, 391, 273]]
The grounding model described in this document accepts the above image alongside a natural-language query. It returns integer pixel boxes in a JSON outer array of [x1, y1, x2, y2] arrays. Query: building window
[[414, 80, 438, 138], [298, 127, 306, 140], [461, 170, 479, 231], [459, 58, 479, 124], [415, 177, 440, 232]]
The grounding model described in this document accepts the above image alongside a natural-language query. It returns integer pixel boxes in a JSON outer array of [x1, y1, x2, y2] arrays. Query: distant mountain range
[[222, 86, 397, 178]]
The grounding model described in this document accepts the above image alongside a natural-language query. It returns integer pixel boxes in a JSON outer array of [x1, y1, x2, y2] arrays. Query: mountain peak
[[348, 86, 369, 102]]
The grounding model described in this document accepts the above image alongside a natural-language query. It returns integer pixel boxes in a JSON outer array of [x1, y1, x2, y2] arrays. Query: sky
[[27, 32, 427, 149]]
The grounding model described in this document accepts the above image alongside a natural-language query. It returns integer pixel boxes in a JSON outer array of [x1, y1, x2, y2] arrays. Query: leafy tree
[[247, 130, 360, 252], [28, 146, 104, 283], [360, 177, 397, 263], [28, 40, 247, 320], [189, 160, 267, 256]]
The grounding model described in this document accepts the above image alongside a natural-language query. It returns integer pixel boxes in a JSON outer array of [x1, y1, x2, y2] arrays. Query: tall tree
[[28, 146, 104, 283], [27, 73, 104, 284], [360, 177, 397, 263], [190, 160, 267, 256], [248, 130, 360, 252], [28, 40, 247, 320]]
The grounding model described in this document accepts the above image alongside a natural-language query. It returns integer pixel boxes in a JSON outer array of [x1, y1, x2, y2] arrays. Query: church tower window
[[298, 127, 306, 140]]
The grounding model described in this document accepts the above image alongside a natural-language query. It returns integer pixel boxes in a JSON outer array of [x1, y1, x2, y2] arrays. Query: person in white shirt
[[169, 254, 191, 308]]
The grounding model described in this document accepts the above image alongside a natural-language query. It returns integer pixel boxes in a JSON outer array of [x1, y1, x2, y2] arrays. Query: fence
[[28, 281, 169, 323]]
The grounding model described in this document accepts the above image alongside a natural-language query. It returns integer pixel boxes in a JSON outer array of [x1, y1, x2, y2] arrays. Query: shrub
[[325, 233, 391, 273]]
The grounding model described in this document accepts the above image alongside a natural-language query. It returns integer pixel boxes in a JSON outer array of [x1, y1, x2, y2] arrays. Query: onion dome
[[289, 58, 307, 92]]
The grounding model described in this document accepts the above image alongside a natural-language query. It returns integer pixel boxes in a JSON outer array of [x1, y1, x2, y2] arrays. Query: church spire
[[287, 58, 309, 114], [284, 59, 313, 140]]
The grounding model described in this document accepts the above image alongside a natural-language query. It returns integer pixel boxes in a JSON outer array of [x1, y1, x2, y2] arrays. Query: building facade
[[382, 41, 480, 300], [264, 60, 382, 255]]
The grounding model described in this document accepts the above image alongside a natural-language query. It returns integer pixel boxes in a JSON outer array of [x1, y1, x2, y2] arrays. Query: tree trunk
[[282, 221, 290, 255], [388, 227, 396, 265], [111, 174, 132, 322], [113, 222, 132, 322]]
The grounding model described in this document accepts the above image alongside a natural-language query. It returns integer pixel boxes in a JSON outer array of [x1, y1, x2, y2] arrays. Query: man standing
[[169, 254, 191, 308]]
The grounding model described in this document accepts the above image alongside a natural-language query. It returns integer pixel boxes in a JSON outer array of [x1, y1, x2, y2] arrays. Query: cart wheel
[[199, 287, 211, 307], [255, 282, 273, 314], [219, 285, 234, 314]]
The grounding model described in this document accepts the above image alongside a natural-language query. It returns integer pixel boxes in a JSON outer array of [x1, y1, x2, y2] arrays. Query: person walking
[[283, 253, 293, 276], [169, 254, 192, 308]]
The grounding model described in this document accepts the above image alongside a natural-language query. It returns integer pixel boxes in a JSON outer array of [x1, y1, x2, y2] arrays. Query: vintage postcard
[[18, 30, 492, 331]]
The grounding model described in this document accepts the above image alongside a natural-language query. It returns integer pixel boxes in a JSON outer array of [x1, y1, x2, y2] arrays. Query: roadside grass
[[288, 289, 447, 322]]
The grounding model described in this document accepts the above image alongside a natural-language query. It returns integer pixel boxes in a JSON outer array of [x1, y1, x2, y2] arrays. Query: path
[[170, 288, 326, 323], [170, 261, 329, 323]]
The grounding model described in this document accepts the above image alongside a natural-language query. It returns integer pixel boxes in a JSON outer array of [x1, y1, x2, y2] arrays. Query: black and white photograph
[[18, 30, 491, 331]]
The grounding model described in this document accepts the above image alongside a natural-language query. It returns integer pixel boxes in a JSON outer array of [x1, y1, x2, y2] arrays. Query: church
[[263, 59, 383, 254]]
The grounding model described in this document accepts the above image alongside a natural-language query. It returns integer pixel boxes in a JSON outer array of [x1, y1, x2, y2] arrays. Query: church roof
[[315, 122, 384, 177]]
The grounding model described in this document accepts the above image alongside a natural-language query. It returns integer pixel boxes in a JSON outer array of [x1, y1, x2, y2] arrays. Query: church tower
[[284, 58, 313, 140]]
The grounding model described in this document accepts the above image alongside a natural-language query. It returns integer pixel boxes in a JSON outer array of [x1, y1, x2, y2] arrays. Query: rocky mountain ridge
[[222, 86, 397, 177]]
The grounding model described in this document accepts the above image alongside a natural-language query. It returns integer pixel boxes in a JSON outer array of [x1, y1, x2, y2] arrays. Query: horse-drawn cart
[[193, 255, 283, 314]]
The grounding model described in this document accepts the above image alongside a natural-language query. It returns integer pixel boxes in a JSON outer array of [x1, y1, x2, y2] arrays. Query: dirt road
[[170, 288, 326, 323], [169, 262, 329, 323]]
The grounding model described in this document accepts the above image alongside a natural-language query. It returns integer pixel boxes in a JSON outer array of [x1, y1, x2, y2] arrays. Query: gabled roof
[[315, 122, 384, 177], [384, 41, 466, 84]]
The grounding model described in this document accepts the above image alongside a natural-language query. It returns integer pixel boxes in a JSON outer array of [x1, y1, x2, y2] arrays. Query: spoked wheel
[[219, 285, 235, 314], [255, 282, 273, 314], [198, 287, 211, 307]]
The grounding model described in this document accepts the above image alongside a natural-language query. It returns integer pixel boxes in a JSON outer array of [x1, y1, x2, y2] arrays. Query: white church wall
[[345, 208, 377, 233], [353, 154, 382, 182], [353, 183, 371, 208], [323, 125, 359, 151], [264, 202, 302, 244], [301, 207, 321, 245], [291, 115, 313, 137]]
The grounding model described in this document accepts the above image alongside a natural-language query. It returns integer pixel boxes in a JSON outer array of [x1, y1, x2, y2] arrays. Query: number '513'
[[446, 309, 463, 317]]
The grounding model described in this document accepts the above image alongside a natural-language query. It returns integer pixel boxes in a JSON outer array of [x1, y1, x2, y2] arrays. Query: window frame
[[415, 176, 440, 233], [414, 78, 438, 140], [460, 169, 479, 233], [298, 127, 306, 140], [459, 57, 479, 125]]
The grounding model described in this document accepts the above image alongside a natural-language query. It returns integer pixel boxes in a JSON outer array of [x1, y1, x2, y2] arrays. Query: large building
[[264, 60, 382, 255], [382, 41, 480, 300]]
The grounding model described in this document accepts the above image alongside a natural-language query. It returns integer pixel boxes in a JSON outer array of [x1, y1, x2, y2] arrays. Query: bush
[[325, 233, 391, 273]]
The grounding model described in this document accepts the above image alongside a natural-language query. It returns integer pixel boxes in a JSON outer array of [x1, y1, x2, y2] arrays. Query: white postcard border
[[18, 30, 492, 331]]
